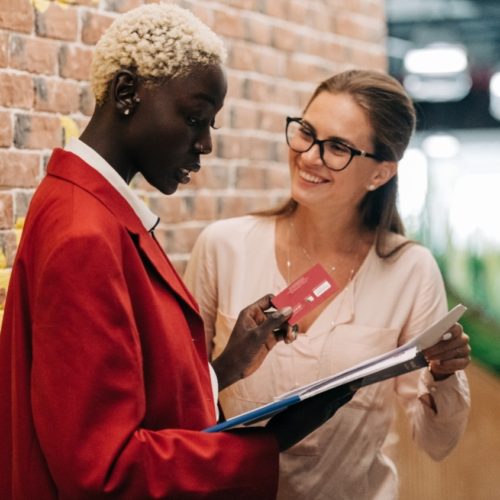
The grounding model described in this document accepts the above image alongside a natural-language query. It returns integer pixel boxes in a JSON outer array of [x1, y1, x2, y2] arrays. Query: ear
[[369, 160, 398, 189], [110, 70, 140, 116]]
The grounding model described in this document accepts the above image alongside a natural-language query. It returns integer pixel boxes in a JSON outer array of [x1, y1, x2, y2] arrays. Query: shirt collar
[[65, 137, 160, 232]]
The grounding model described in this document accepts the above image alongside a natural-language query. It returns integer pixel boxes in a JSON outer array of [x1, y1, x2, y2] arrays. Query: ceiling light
[[404, 45, 468, 75], [422, 134, 460, 159]]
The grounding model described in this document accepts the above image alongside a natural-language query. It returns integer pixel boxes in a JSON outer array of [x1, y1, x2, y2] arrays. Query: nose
[[195, 131, 213, 155], [300, 142, 323, 167]]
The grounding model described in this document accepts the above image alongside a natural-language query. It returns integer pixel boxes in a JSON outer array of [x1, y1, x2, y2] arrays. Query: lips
[[176, 163, 201, 185], [298, 168, 328, 184]]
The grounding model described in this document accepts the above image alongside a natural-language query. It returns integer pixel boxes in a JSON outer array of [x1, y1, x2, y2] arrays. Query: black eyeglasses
[[285, 117, 381, 171]]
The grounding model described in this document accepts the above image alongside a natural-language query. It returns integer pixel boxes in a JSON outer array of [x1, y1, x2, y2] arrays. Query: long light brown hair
[[257, 69, 417, 259]]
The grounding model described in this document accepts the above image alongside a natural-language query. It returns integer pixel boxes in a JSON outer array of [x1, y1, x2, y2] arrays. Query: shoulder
[[197, 215, 274, 247]]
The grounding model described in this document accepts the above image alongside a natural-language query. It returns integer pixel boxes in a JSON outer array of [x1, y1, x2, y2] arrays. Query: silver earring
[[124, 109, 130, 115], [368, 184, 376, 191], [135, 98, 140, 103]]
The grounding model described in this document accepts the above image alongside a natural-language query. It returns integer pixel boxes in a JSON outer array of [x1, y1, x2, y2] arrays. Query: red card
[[271, 263, 340, 326]]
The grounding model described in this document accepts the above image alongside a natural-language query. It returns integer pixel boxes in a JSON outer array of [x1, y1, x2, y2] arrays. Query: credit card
[[271, 263, 340, 326]]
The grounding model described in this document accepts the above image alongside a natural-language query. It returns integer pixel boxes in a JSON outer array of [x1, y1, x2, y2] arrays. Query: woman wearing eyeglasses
[[185, 70, 471, 500]]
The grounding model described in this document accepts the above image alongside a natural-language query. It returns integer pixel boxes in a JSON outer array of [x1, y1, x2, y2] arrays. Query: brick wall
[[0, 0, 387, 316]]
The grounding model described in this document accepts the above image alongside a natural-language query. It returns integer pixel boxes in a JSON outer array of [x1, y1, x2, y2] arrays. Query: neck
[[79, 108, 136, 184], [291, 203, 367, 255]]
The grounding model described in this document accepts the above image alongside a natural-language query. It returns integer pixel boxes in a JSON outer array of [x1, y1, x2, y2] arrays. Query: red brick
[[14, 190, 33, 219], [275, 140, 289, 163], [0, 230, 18, 267], [148, 195, 184, 224], [235, 165, 266, 189], [296, 86, 317, 110], [298, 32, 324, 57], [14, 113, 62, 150], [259, 108, 287, 133], [0, 151, 41, 188], [268, 83, 296, 107], [225, 0, 257, 8], [184, 194, 217, 221], [158, 226, 204, 254], [0, 0, 34, 34], [72, 0, 103, 5], [243, 77, 270, 102], [0, 193, 13, 229], [0, 111, 11, 148], [0, 72, 34, 109], [287, 1, 310, 24], [266, 165, 291, 189], [34, 77, 80, 114], [104, 0, 141, 14], [217, 194, 269, 219], [75, 116, 91, 134], [170, 257, 187, 277], [230, 102, 259, 130], [216, 133, 246, 159], [256, 48, 285, 77], [310, 8, 332, 32], [190, 3, 215, 29], [248, 136, 274, 161], [79, 83, 96, 116], [324, 38, 349, 64], [58, 44, 92, 80], [230, 42, 257, 71], [226, 72, 245, 99], [9, 36, 58, 75], [245, 16, 273, 46], [214, 9, 245, 39], [265, 0, 286, 19], [35, 3, 78, 42], [181, 163, 230, 190], [0, 32, 8, 68], [246, 195, 273, 213], [286, 55, 335, 83], [273, 25, 296, 52], [81, 11, 115, 45]]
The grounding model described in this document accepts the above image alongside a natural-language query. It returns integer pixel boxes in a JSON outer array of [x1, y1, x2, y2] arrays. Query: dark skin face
[[80, 63, 228, 194]]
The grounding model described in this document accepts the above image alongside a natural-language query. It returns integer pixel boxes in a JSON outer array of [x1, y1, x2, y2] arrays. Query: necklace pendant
[[287, 260, 291, 268]]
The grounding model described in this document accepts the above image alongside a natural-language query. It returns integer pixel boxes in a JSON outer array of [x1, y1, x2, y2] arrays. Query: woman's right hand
[[266, 383, 357, 452]]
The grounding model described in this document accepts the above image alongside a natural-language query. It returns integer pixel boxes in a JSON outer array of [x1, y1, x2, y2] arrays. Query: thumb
[[258, 306, 293, 334]]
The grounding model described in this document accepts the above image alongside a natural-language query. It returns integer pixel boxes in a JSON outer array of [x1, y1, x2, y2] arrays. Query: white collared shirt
[[65, 138, 219, 420]]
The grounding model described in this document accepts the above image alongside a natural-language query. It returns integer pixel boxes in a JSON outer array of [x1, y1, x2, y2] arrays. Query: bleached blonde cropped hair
[[90, 3, 227, 105]]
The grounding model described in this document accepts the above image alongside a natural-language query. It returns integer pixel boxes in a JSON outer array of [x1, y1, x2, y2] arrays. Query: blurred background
[[0, 0, 499, 497], [386, 1, 500, 497]]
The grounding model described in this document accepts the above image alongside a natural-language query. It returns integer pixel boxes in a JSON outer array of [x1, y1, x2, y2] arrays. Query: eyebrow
[[191, 92, 217, 106], [301, 119, 357, 149]]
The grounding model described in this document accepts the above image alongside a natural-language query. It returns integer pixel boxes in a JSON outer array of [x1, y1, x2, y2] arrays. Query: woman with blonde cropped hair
[[185, 69, 472, 499], [0, 5, 355, 499]]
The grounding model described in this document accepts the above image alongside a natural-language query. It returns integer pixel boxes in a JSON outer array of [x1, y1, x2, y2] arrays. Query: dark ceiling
[[386, 0, 500, 130]]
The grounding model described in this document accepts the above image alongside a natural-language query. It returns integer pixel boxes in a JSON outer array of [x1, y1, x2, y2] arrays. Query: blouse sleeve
[[395, 247, 471, 461], [184, 224, 219, 359]]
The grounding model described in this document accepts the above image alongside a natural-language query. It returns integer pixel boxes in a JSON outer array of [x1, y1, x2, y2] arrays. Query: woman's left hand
[[421, 323, 471, 381]]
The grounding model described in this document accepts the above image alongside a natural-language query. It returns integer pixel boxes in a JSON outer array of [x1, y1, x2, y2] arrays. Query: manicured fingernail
[[281, 306, 293, 316], [442, 332, 452, 341]]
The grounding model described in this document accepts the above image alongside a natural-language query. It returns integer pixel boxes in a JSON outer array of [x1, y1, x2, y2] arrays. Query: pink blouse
[[185, 215, 470, 500]]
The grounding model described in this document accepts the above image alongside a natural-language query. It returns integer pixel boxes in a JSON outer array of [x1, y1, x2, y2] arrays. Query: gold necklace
[[287, 215, 358, 284]]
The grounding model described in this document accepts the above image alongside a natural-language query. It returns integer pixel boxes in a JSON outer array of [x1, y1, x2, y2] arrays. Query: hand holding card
[[271, 264, 340, 326]]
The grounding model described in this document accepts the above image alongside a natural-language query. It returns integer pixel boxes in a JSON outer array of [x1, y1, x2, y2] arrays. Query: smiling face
[[126, 63, 227, 195], [289, 91, 396, 214]]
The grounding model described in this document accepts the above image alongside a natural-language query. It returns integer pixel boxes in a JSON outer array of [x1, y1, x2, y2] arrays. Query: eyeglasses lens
[[286, 120, 352, 171]]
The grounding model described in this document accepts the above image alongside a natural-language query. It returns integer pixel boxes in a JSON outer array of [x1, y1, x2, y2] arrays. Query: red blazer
[[0, 149, 279, 499]]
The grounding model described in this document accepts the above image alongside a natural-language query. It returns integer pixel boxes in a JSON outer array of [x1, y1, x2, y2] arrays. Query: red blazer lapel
[[46, 148, 200, 315]]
